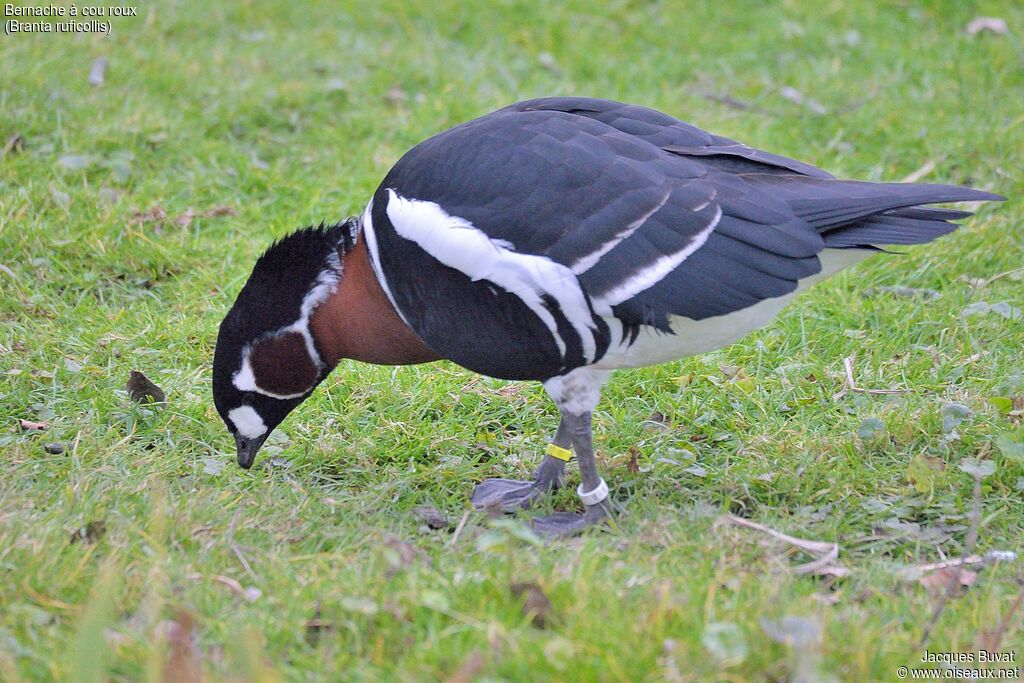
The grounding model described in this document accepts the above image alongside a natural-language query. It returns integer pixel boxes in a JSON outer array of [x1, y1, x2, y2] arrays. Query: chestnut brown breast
[[310, 236, 440, 367]]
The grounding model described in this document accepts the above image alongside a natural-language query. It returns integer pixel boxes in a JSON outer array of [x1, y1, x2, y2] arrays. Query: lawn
[[1, 1, 1022, 680]]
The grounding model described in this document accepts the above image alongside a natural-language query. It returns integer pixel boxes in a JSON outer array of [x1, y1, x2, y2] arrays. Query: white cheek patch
[[228, 405, 267, 439], [232, 357, 259, 393]]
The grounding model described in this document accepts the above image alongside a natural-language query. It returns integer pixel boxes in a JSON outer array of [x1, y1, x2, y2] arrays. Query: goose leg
[[472, 417, 569, 511], [532, 409, 611, 536], [532, 368, 613, 536]]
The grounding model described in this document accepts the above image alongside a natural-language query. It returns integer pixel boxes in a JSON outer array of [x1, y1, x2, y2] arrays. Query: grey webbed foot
[[472, 452, 567, 512], [472, 478, 545, 511], [532, 502, 610, 537]]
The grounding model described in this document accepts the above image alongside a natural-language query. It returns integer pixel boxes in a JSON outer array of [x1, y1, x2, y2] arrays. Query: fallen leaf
[[989, 396, 1014, 415], [919, 567, 977, 596], [963, 301, 1022, 320], [965, 16, 1008, 36], [995, 435, 1024, 461], [958, 458, 996, 478], [412, 504, 450, 530], [126, 370, 166, 404], [857, 418, 886, 441], [683, 464, 708, 477], [906, 453, 944, 494], [158, 609, 202, 683], [19, 419, 48, 431], [942, 403, 972, 433], [70, 520, 107, 544], [88, 56, 108, 86], [64, 358, 82, 373], [510, 581, 553, 628]]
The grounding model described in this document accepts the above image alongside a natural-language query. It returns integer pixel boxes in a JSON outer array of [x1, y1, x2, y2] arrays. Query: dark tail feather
[[786, 181, 1003, 228], [746, 174, 1004, 248], [822, 212, 959, 247]]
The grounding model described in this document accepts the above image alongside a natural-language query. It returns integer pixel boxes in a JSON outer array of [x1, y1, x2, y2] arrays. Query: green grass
[[2, 1, 1023, 680]]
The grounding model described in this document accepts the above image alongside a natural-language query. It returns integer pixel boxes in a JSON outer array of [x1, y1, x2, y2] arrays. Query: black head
[[213, 219, 357, 468]]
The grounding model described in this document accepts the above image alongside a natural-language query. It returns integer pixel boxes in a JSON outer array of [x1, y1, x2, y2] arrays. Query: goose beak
[[235, 432, 268, 469]]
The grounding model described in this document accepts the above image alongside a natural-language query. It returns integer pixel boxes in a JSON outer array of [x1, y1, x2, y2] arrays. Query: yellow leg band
[[545, 443, 573, 462]]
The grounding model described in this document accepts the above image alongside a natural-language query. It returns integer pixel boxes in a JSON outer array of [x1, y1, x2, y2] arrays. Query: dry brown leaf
[[626, 445, 640, 473], [510, 581, 553, 628], [159, 609, 202, 683], [445, 650, 483, 683], [126, 370, 166, 404], [919, 567, 977, 597], [19, 419, 48, 431]]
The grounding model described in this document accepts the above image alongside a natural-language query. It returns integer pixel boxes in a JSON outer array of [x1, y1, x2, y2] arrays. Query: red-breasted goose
[[212, 97, 1003, 534]]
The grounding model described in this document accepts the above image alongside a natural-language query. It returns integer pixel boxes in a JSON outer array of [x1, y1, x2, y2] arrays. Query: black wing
[[371, 97, 1002, 376]]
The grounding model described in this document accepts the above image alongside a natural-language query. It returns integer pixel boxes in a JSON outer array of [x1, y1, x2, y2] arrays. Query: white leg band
[[577, 478, 609, 506]]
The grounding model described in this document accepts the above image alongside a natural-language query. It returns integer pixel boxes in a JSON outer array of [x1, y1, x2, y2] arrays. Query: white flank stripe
[[361, 199, 413, 327], [228, 405, 267, 439], [385, 190, 599, 362], [597, 205, 722, 307], [570, 187, 673, 275]]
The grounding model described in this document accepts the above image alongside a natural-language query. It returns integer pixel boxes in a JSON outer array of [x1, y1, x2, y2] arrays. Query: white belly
[[593, 249, 872, 370]]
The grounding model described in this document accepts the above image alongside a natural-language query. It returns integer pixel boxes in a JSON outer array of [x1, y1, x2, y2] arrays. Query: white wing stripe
[[385, 190, 599, 362], [596, 205, 722, 307], [361, 199, 413, 328], [570, 187, 673, 275]]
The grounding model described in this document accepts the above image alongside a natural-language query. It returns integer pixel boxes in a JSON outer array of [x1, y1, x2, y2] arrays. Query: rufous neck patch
[[249, 331, 319, 396]]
